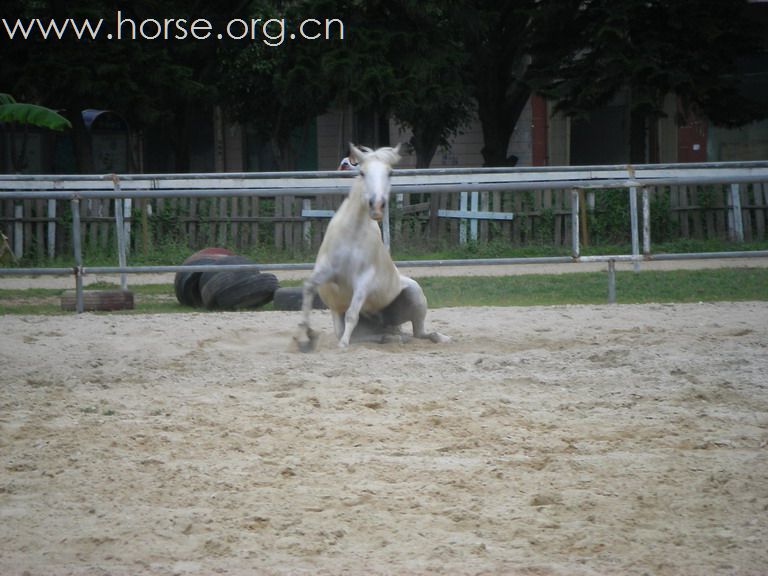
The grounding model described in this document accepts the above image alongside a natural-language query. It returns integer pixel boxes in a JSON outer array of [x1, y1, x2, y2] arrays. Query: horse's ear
[[349, 142, 365, 164], [391, 143, 402, 164]]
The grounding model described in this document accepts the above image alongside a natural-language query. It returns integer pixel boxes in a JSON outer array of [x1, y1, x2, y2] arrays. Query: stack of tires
[[174, 248, 279, 310]]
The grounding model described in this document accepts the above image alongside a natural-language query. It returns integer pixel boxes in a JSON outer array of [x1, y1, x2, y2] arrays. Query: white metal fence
[[1, 161, 767, 312]]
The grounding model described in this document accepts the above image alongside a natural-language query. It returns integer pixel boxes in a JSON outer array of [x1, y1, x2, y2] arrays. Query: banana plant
[[0, 93, 71, 131], [0, 93, 71, 173]]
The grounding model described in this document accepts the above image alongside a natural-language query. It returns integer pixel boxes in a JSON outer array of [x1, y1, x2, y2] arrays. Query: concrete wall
[[316, 109, 354, 170], [388, 117, 486, 169], [708, 120, 768, 162]]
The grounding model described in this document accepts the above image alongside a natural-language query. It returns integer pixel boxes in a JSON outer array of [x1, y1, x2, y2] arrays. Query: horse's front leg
[[294, 264, 333, 352], [339, 271, 374, 348], [331, 311, 345, 340]]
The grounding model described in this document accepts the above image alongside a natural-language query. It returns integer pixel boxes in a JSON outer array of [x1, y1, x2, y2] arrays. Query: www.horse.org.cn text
[[2, 12, 345, 46]]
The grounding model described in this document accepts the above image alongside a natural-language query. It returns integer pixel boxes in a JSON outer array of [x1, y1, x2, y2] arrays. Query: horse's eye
[[359, 170, 365, 177]]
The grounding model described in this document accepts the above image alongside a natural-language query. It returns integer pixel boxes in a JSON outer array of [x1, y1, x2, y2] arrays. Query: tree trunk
[[274, 133, 296, 171], [477, 78, 531, 167], [413, 138, 438, 169], [415, 147, 437, 169]]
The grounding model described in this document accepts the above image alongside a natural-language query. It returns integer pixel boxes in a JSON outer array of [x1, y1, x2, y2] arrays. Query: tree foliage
[[218, 0, 337, 169], [543, 0, 764, 122], [319, 0, 473, 167], [1, 0, 765, 172], [534, 0, 767, 161], [387, 2, 472, 168], [458, 1, 584, 166]]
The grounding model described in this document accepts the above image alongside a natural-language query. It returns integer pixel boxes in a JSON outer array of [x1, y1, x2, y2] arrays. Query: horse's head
[[349, 143, 401, 221]]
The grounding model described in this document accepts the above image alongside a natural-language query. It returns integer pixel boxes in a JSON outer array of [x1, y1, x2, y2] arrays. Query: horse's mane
[[351, 144, 401, 166]]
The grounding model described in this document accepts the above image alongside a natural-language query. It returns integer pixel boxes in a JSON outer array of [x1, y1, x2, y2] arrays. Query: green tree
[[459, 1, 583, 166], [218, 0, 336, 170], [388, 2, 472, 168], [321, 0, 472, 168], [535, 0, 767, 163]]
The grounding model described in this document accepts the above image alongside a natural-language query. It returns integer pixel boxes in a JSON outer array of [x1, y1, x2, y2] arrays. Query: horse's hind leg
[[396, 277, 450, 344]]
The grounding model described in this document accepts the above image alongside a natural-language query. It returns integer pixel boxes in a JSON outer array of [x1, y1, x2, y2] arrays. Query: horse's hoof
[[381, 332, 408, 344], [297, 340, 315, 353], [294, 326, 319, 352], [429, 332, 451, 344]]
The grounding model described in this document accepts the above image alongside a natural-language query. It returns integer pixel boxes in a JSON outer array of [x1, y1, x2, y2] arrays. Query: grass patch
[[0, 287, 63, 314], [11, 239, 768, 269], [419, 268, 768, 307], [1, 267, 766, 314], [390, 238, 768, 261]]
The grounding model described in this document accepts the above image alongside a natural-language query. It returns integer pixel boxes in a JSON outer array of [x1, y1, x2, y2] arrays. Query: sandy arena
[[1, 301, 767, 575]]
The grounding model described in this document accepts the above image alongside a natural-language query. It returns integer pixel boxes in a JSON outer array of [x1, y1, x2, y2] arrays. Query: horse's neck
[[342, 177, 368, 219]]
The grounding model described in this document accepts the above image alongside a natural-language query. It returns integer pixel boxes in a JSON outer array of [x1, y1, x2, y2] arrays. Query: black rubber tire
[[174, 248, 234, 307], [174, 256, 231, 307], [272, 286, 327, 311], [201, 271, 279, 310], [197, 255, 255, 295]]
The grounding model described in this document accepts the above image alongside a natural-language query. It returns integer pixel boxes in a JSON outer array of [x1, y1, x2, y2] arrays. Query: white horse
[[295, 144, 449, 351]]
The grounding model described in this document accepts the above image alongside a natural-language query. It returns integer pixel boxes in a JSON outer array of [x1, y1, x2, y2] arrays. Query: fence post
[[394, 192, 404, 243], [629, 186, 640, 272], [113, 175, 128, 290], [71, 197, 84, 314], [123, 198, 132, 257], [579, 189, 589, 247], [642, 187, 651, 257], [470, 191, 479, 242], [728, 183, 744, 241], [302, 198, 312, 250], [13, 202, 23, 259], [571, 188, 580, 259], [607, 259, 616, 304], [383, 197, 391, 251], [47, 199, 57, 259], [459, 191, 468, 245]]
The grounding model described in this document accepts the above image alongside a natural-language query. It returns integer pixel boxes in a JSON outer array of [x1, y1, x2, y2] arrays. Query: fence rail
[[1, 161, 768, 312], [3, 162, 768, 259]]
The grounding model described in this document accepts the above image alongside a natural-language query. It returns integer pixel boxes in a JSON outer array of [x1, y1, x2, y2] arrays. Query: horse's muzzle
[[369, 197, 386, 221]]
